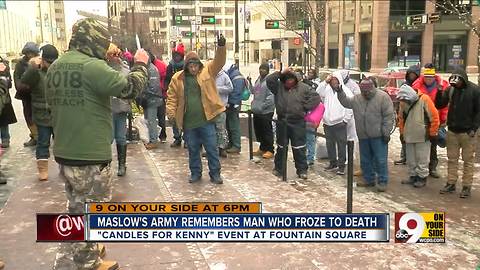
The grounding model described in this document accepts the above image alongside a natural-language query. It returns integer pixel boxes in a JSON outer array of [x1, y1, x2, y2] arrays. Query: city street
[[0, 92, 479, 269]]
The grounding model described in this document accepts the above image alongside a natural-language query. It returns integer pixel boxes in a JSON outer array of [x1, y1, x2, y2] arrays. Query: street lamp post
[[235, 0, 240, 69]]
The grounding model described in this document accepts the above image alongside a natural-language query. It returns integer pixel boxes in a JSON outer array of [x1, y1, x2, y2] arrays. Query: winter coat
[[13, 57, 31, 100], [316, 71, 354, 126], [165, 59, 184, 90], [166, 47, 226, 131], [251, 75, 275, 115], [141, 63, 162, 107], [412, 74, 449, 124], [110, 61, 132, 114], [215, 70, 233, 106], [337, 70, 360, 141], [46, 18, 148, 163], [399, 93, 440, 143], [153, 59, 167, 95], [224, 64, 244, 106], [337, 88, 394, 140], [20, 66, 52, 126], [266, 71, 321, 121], [0, 61, 17, 126], [436, 67, 480, 134]]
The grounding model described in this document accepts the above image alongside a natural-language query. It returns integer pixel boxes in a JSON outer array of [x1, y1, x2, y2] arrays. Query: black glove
[[429, 135, 438, 144], [333, 85, 342, 93], [468, 130, 476, 138], [400, 134, 405, 144], [383, 135, 390, 144], [217, 34, 226, 47]]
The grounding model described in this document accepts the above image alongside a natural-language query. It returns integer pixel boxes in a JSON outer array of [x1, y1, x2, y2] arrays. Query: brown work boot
[[253, 149, 264, 156], [98, 243, 106, 258], [0, 260, 4, 269], [37, 160, 48, 181], [144, 142, 160, 150], [262, 151, 274, 159], [354, 169, 362, 176], [96, 261, 119, 270]]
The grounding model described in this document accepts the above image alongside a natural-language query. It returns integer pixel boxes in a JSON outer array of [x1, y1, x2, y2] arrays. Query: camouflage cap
[[68, 18, 110, 59]]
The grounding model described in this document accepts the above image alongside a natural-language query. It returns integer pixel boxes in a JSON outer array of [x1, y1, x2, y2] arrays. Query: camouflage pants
[[54, 163, 113, 270], [214, 112, 229, 149]]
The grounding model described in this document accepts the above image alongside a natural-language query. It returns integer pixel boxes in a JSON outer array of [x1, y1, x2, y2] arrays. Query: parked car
[[372, 71, 406, 111]]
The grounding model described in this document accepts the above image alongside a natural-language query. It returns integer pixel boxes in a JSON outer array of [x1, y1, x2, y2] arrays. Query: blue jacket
[[226, 66, 244, 105]]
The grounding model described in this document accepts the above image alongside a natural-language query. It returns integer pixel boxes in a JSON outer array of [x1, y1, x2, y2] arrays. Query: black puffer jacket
[[266, 71, 320, 121], [436, 67, 480, 134]]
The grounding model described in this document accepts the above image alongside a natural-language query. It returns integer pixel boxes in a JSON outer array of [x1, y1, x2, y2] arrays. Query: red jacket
[[153, 59, 167, 96], [412, 75, 449, 124]]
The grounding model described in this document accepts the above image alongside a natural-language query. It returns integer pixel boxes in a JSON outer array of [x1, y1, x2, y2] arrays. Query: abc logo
[[395, 229, 410, 242], [395, 213, 425, 243]]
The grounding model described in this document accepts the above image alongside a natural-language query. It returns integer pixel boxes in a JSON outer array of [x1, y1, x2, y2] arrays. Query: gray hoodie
[[215, 70, 233, 106], [251, 75, 275, 114]]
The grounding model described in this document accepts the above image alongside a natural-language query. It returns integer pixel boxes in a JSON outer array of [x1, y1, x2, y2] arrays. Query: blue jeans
[[184, 123, 221, 179], [36, 125, 53, 160], [0, 125, 10, 142], [144, 104, 159, 143], [359, 137, 389, 184], [113, 112, 127, 146], [306, 131, 316, 162]]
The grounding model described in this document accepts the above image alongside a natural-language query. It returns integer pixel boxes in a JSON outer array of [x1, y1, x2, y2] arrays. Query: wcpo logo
[[56, 215, 84, 237], [394, 212, 445, 243], [37, 214, 85, 241]]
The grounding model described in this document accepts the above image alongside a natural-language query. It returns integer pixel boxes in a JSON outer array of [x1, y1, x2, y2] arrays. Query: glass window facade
[[388, 32, 422, 68]]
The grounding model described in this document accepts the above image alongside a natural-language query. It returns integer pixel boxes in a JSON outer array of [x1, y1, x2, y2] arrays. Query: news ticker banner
[[85, 213, 389, 242], [36, 202, 445, 243], [85, 202, 262, 214]]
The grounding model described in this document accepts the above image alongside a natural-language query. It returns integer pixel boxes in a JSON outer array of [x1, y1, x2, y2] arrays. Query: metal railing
[[243, 109, 355, 213]]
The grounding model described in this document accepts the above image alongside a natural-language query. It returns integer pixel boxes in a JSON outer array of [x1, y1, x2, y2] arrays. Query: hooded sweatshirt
[[405, 65, 421, 86], [337, 80, 394, 140], [316, 70, 354, 126], [215, 69, 233, 106], [397, 84, 439, 143], [436, 67, 480, 134], [265, 70, 320, 120], [47, 18, 148, 164], [224, 63, 244, 106]]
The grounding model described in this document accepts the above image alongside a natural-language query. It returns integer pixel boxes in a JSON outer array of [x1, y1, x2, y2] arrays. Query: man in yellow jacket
[[166, 35, 227, 184]]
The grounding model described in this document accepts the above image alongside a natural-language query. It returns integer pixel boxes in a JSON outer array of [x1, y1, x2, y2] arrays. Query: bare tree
[[431, 0, 480, 83], [257, 1, 326, 69]]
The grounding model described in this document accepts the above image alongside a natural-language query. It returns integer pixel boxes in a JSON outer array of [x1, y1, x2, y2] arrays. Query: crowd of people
[[0, 16, 479, 269]]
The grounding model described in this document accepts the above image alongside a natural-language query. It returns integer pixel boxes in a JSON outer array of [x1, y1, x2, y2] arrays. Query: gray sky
[[64, 1, 108, 30]]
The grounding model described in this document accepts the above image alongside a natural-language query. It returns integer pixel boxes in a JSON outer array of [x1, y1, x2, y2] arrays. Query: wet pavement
[[0, 95, 479, 269]]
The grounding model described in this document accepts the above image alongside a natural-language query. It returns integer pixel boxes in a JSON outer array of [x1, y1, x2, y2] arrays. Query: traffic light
[[201, 16, 216, 24], [265, 20, 280, 29], [182, 31, 193, 38], [296, 20, 311, 30], [172, 8, 182, 25], [429, 13, 441, 23]]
